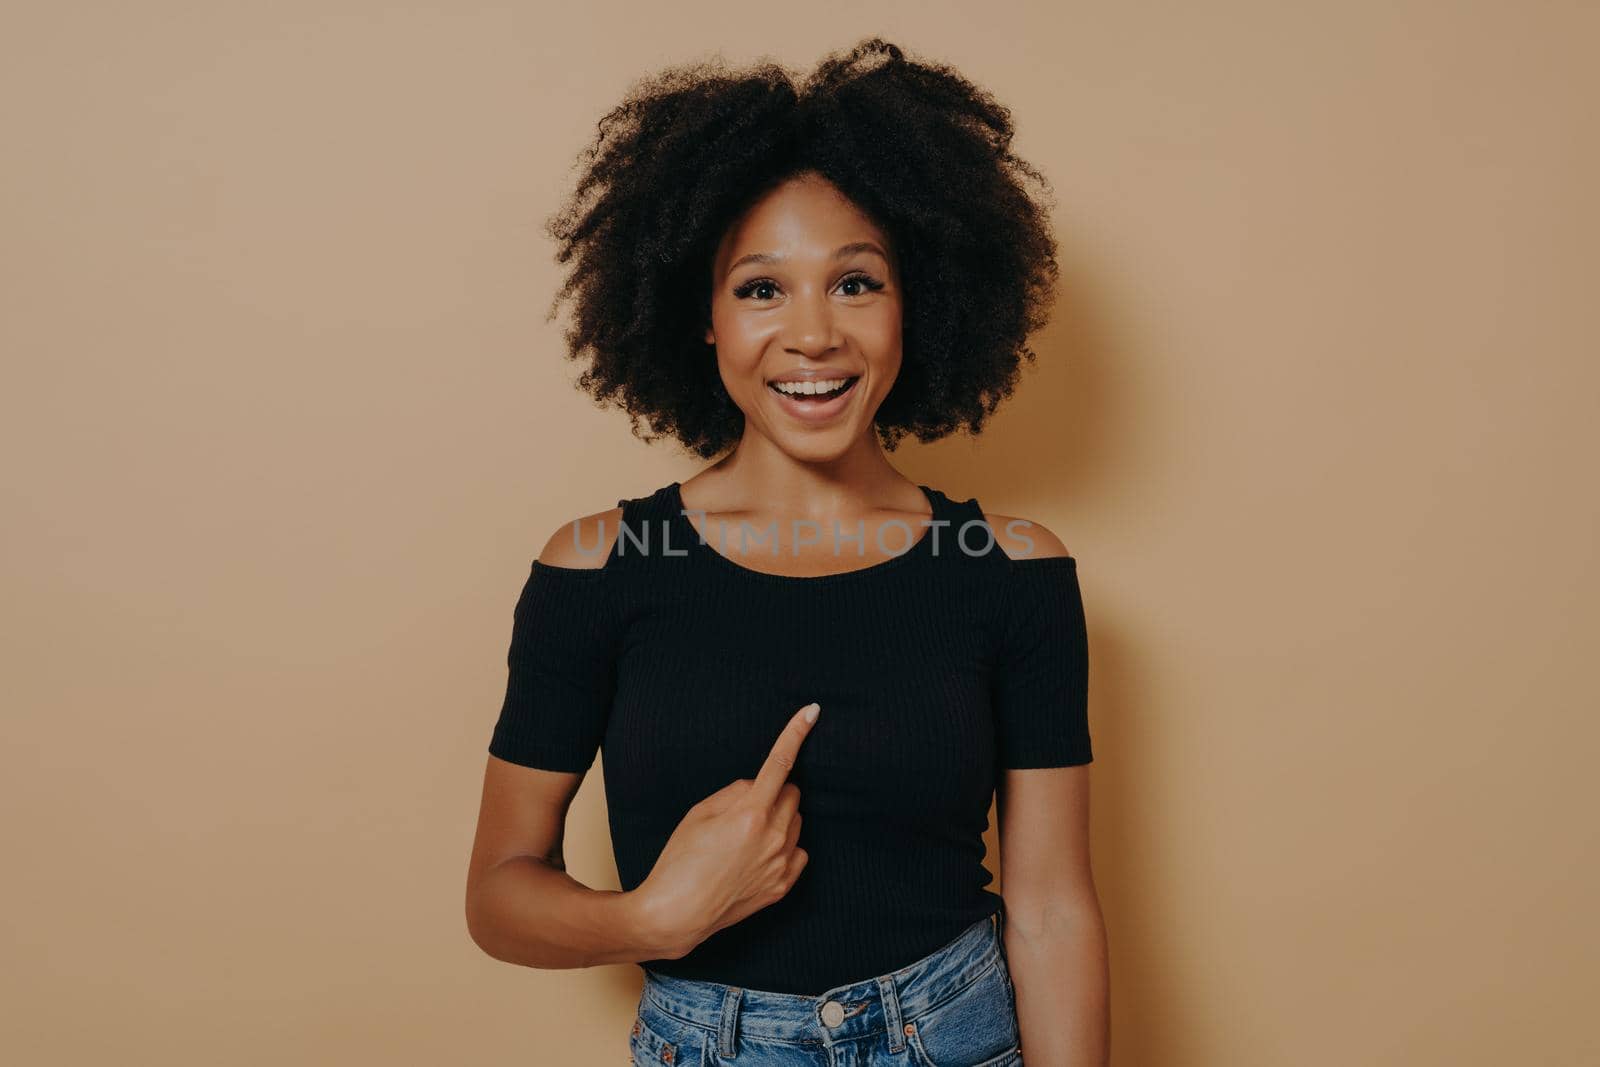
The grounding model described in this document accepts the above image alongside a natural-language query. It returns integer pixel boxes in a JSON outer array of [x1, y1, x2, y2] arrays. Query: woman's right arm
[[465, 702, 821, 969], [460, 703, 812, 972], [464, 506, 817, 967], [464, 506, 682, 967], [464, 756, 686, 967]]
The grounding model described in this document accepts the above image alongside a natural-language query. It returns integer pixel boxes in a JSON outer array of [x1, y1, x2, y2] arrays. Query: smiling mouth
[[766, 376, 861, 402]]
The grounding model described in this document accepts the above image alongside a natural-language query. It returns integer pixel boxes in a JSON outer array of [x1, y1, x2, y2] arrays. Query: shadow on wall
[[902, 250, 1176, 1066]]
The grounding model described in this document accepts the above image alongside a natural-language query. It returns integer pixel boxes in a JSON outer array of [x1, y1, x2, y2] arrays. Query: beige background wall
[[3, 2, 1594, 1064]]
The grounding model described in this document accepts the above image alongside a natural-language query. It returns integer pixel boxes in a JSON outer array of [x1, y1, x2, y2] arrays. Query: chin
[[774, 429, 858, 464]]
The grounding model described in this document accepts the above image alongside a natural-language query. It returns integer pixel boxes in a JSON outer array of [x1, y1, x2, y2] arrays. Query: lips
[[768, 377, 855, 399], [766, 375, 861, 423]]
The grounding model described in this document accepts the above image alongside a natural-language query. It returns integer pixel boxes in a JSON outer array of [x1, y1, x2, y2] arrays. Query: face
[[704, 172, 903, 462]]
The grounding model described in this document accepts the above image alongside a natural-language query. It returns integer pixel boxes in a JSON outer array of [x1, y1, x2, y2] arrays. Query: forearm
[[466, 855, 680, 969], [1005, 900, 1109, 1066]]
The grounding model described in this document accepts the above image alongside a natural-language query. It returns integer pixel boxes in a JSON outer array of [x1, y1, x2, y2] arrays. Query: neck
[[686, 427, 922, 519]]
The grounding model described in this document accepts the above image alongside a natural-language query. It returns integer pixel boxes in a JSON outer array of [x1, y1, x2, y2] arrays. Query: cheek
[[707, 311, 762, 375], [710, 307, 774, 361], [859, 297, 902, 347], [859, 311, 903, 374], [712, 346, 765, 401]]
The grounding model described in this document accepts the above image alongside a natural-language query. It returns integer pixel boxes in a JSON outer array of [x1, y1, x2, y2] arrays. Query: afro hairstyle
[[543, 37, 1061, 458]]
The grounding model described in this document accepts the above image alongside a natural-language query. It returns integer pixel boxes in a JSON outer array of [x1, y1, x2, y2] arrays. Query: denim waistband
[[640, 905, 1009, 1058]]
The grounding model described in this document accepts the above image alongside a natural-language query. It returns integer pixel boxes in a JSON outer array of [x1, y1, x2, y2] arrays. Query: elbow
[[466, 886, 563, 969], [465, 885, 519, 965], [464, 891, 498, 960], [466, 912, 527, 967], [1004, 889, 1104, 943]]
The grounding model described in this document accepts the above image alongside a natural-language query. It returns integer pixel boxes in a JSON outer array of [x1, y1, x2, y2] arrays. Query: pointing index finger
[[751, 702, 820, 805]]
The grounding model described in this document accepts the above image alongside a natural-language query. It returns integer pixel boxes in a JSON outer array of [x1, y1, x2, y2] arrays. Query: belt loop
[[876, 975, 906, 1053], [993, 902, 1011, 967], [717, 986, 742, 1058]]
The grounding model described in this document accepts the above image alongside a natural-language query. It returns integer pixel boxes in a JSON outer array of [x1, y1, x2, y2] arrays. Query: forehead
[[714, 174, 889, 263]]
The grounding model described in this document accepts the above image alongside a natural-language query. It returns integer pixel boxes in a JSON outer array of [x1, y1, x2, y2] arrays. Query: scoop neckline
[[665, 480, 944, 584]]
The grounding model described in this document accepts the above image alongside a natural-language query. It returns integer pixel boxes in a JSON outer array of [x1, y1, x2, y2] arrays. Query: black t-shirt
[[488, 480, 1093, 995]]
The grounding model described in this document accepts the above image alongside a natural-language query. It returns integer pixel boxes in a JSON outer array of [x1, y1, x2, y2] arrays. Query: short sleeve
[[991, 556, 1093, 769], [487, 561, 621, 774]]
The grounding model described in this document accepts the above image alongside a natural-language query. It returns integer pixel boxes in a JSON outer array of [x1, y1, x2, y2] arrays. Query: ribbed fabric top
[[488, 481, 1092, 995]]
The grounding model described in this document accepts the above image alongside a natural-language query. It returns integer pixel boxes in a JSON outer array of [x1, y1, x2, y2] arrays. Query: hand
[[634, 702, 820, 959]]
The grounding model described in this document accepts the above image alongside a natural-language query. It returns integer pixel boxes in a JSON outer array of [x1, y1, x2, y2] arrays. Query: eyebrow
[[725, 241, 890, 276]]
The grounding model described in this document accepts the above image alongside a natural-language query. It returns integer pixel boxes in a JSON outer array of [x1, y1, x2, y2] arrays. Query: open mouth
[[766, 376, 861, 403]]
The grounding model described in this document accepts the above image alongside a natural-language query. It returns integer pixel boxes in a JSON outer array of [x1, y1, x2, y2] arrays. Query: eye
[[837, 271, 885, 297], [731, 272, 887, 302], [732, 277, 780, 301]]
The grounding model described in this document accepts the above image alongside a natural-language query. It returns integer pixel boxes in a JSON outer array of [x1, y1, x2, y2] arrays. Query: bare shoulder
[[980, 511, 1073, 561], [535, 505, 625, 569]]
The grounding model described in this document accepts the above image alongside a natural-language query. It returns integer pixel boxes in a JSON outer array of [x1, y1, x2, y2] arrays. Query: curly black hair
[[543, 37, 1060, 459]]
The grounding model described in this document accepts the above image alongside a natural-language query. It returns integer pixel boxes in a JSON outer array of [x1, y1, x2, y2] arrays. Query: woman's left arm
[[998, 763, 1109, 1066]]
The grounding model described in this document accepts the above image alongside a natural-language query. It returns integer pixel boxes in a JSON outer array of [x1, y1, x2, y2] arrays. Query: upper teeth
[[772, 378, 849, 395]]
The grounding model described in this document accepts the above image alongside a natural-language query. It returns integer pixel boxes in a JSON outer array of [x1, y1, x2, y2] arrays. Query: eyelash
[[731, 271, 886, 301]]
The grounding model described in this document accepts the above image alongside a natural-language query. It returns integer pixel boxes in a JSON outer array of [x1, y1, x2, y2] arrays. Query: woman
[[466, 38, 1108, 1066]]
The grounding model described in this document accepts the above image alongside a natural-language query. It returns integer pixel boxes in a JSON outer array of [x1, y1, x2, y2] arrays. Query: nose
[[782, 287, 843, 358]]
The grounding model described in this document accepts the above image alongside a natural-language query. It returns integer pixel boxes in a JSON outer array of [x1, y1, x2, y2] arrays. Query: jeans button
[[820, 1000, 845, 1027]]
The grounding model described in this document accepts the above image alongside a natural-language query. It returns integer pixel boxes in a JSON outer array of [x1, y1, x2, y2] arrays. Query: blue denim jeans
[[630, 906, 1023, 1066]]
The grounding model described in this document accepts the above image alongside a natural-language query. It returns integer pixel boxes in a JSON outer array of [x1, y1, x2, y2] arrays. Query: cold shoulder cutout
[[535, 505, 626, 571]]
